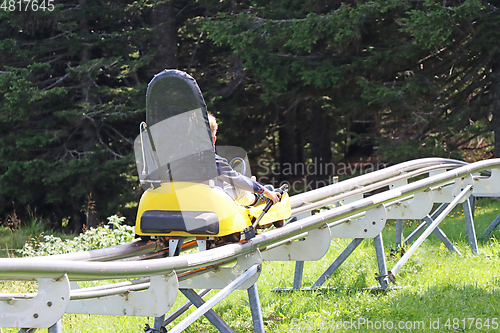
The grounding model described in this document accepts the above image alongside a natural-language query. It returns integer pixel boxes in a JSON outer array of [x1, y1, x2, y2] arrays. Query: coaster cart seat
[[134, 70, 290, 243]]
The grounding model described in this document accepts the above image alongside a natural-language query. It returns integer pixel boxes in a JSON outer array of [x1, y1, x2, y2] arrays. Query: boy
[[208, 112, 281, 205]]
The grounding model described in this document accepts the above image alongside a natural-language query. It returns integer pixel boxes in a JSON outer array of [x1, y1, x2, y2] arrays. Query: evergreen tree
[[397, 0, 500, 160], [0, 0, 209, 230], [0, 0, 258, 230], [1, 0, 499, 231], [204, 0, 500, 171], [0, 1, 151, 230]]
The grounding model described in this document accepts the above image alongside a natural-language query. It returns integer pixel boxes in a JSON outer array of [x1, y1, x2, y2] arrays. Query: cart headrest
[[134, 70, 216, 187]]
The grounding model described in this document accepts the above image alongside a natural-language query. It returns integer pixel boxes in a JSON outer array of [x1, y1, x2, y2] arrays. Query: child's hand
[[263, 187, 281, 204]]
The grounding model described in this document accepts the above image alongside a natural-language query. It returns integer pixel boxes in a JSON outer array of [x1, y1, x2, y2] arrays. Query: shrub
[[17, 215, 136, 257]]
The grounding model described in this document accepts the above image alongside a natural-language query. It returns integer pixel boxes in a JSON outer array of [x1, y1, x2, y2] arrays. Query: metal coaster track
[[2, 157, 500, 332]]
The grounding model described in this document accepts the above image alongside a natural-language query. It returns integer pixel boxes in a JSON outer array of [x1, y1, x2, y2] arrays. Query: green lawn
[[2, 198, 500, 332]]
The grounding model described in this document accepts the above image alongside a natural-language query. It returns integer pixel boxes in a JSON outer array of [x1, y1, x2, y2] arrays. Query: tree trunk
[[309, 103, 332, 188], [278, 104, 297, 182], [151, 0, 178, 72], [490, 56, 500, 158], [79, 0, 92, 103]]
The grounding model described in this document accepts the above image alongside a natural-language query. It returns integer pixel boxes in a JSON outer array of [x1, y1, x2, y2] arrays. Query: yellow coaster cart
[[133, 70, 290, 250]]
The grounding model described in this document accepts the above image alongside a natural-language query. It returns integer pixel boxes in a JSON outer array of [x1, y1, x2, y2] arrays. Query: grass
[[1, 218, 53, 258], [2, 198, 500, 332]]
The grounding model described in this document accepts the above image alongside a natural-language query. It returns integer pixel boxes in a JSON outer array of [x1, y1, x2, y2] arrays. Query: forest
[[0, 0, 499, 232]]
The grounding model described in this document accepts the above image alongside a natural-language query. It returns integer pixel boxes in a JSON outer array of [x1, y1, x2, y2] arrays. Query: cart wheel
[[273, 220, 284, 228], [222, 232, 240, 243]]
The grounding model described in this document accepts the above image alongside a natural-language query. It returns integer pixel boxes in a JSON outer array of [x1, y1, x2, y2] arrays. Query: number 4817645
[[1, 0, 55, 12], [444, 318, 499, 330]]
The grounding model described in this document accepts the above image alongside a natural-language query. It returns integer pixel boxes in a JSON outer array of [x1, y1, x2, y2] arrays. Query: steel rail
[[116, 240, 199, 262], [291, 162, 462, 216], [70, 281, 151, 300], [289, 158, 466, 208], [28, 238, 199, 264], [0, 265, 226, 302], [27, 239, 163, 262], [0, 158, 498, 282]]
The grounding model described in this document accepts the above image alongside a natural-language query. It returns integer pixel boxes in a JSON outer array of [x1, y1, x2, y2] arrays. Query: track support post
[[463, 196, 478, 255], [48, 321, 62, 333], [179, 289, 234, 333], [480, 212, 500, 239], [248, 283, 265, 333], [311, 238, 363, 289], [395, 219, 403, 247], [374, 234, 390, 289], [391, 185, 473, 277], [292, 261, 304, 290], [423, 216, 460, 254], [167, 264, 260, 333]]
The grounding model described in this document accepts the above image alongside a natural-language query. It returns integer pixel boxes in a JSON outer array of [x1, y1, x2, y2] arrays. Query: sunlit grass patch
[[2, 199, 500, 332]]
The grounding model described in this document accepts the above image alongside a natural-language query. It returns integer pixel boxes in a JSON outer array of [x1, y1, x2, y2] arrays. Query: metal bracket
[[0, 274, 70, 329], [169, 238, 184, 257], [386, 190, 434, 220], [473, 168, 500, 196], [431, 173, 474, 204], [375, 271, 396, 285], [179, 250, 262, 290], [389, 179, 407, 189], [65, 272, 178, 317], [330, 205, 387, 238], [343, 193, 363, 205], [261, 226, 331, 261]]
